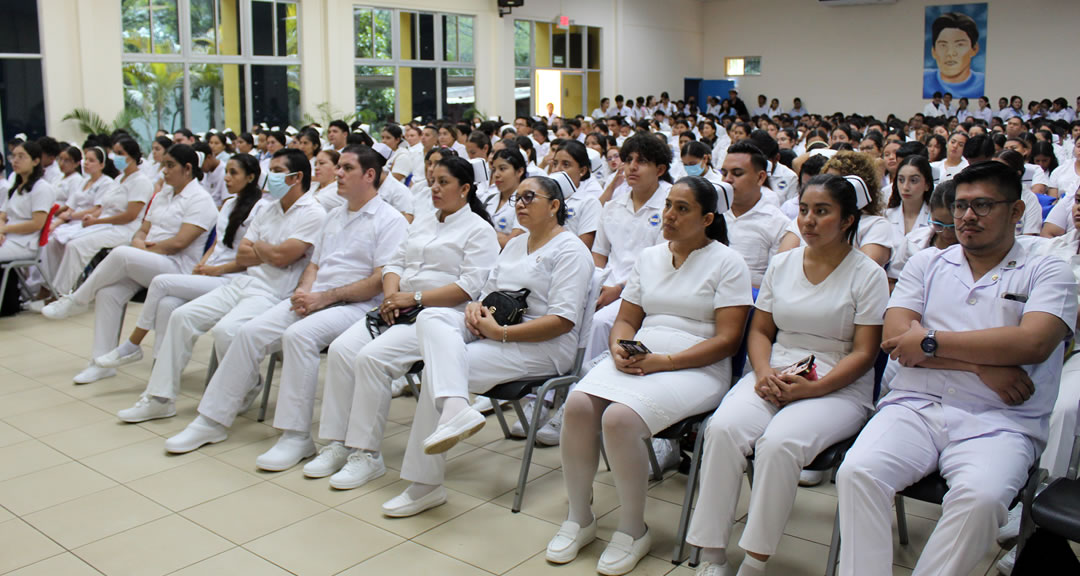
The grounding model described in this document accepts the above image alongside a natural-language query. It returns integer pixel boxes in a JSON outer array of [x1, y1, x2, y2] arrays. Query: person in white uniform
[[884, 155, 933, 245], [114, 149, 325, 425], [0, 141, 57, 263], [373, 142, 415, 223], [823, 152, 896, 268], [687, 174, 889, 576], [193, 141, 227, 206], [836, 161, 1077, 576], [162, 145, 408, 456], [589, 133, 673, 361], [411, 147, 457, 220], [931, 131, 969, 185], [488, 147, 526, 248], [53, 146, 85, 206], [889, 180, 959, 284], [301, 155, 498, 485], [311, 149, 343, 211], [379, 176, 593, 518], [42, 144, 219, 384], [1039, 141, 1080, 238], [549, 176, 752, 575], [545, 140, 602, 249], [49, 147, 117, 251], [95, 154, 266, 376]]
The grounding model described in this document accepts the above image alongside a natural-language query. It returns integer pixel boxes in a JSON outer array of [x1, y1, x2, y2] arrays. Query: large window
[[0, 0, 46, 147], [515, 20, 601, 119], [122, 0, 300, 147], [353, 6, 476, 129]]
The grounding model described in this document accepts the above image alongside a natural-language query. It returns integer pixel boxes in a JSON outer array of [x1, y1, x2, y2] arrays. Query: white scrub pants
[[399, 307, 564, 486], [686, 375, 868, 556], [584, 297, 621, 361], [836, 401, 1034, 576], [143, 279, 279, 401], [318, 322, 418, 450], [197, 299, 370, 430], [47, 226, 132, 295], [70, 246, 182, 358], [1042, 353, 1080, 479], [134, 274, 230, 359], [0, 241, 36, 262]]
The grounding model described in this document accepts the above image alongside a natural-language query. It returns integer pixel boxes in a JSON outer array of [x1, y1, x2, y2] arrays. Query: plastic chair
[[1017, 397, 1080, 558], [0, 203, 61, 303]]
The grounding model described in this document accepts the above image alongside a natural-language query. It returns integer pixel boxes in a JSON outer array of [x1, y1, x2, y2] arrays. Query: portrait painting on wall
[[923, 3, 988, 99]]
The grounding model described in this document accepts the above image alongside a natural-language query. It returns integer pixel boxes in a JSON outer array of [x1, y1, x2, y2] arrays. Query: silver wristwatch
[[414, 291, 423, 306]]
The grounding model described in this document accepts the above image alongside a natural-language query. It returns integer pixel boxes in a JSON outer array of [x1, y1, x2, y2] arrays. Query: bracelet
[[502, 325, 508, 343], [667, 354, 675, 371]]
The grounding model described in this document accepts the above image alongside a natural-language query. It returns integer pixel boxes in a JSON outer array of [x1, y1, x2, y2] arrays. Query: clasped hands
[[465, 301, 502, 339], [378, 291, 416, 326], [754, 369, 815, 407]]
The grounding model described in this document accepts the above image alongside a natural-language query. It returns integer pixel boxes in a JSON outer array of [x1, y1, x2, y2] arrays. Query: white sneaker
[[96, 345, 144, 368], [117, 395, 175, 423], [303, 441, 354, 478], [799, 469, 827, 487], [256, 432, 316, 471], [470, 396, 508, 415], [536, 404, 564, 446], [597, 528, 652, 575], [996, 546, 1016, 575], [239, 379, 264, 414], [423, 408, 486, 454], [510, 399, 549, 438], [652, 437, 681, 473], [164, 416, 228, 453], [997, 504, 1023, 548], [695, 561, 731, 576], [73, 363, 116, 384], [390, 377, 407, 398], [546, 519, 596, 564], [328, 451, 386, 490], [26, 299, 46, 313], [381, 485, 448, 517], [41, 295, 87, 319]]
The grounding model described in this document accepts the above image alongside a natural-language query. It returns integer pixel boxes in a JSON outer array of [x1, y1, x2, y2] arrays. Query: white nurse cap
[[844, 175, 873, 210]]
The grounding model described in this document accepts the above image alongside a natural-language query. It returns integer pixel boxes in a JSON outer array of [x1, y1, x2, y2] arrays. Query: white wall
[[702, 0, 1080, 119]]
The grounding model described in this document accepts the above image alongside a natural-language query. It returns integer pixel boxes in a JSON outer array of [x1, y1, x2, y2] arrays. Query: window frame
[[513, 19, 601, 119], [725, 56, 762, 77], [0, 0, 46, 148]]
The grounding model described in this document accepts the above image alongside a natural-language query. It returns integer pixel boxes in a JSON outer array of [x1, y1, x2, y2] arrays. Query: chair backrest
[[203, 225, 217, 255], [37, 204, 61, 248], [569, 267, 608, 376]]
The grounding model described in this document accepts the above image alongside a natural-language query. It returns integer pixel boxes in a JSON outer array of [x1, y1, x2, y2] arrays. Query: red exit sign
[[557, 15, 570, 28]]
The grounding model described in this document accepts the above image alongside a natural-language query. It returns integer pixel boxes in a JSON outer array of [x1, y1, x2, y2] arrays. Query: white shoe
[[117, 395, 175, 423], [597, 528, 652, 576], [470, 396, 508, 415], [997, 504, 1023, 548], [652, 437, 681, 473], [510, 399, 549, 438], [329, 451, 386, 490], [381, 485, 448, 517], [239, 379, 264, 414], [256, 432, 316, 471], [798, 469, 827, 487], [696, 561, 731, 576], [41, 295, 87, 319], [164, 416, 228, 453], [390, 377, 407, 398], [423, 408, 485, 454], [546, 519, 596, 564], [996, 546, 1016, 575], [536, 404, 564, 446], [96, 345, 144, 368], [303, 442, 353, 478], [26, 299, 46, 313], [73, 363, 116, 384]]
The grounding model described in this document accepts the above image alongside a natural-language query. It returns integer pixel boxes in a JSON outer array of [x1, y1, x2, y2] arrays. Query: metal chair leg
[[895, 495, 909, 546], [0, 267, 11, 308], [259, 352, 279, 422], [672, 419, 707, 565], [405, 372, 421, 400], [205, 350, 219, 388], [825, 504, 841, 576], [599, 435, 611, 471], [491, 399, 512, 438], [512, 394, 548, 513], [646, 438, 664, 482], [747, 459, 756, 488]]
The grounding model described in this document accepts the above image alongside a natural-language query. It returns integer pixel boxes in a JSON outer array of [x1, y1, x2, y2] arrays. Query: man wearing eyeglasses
[[835, 161, 1078, 576]]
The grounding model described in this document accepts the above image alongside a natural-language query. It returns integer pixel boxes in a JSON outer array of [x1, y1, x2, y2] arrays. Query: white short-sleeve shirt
[[2, 179, 56, 248], [1019, 189, 1043, 235], [884, 203, 930, 243], [724, 195, 799, 287], [383, 207, 498, 307], [592, 181, 672, 287], [885, 241, 1078, 447], [756, 246, 890, 404], [1049, 163, 1080, 196], [888, 226, 938, 281], [855, 214, 896, 255], [144, 179, 219, 272], [1045, 193, 1075, 234], [56, 173, 85, 205], [770, 163, 799, 204], [931, 158, 969, 185], [241, 192, 326, 298], [563, 184, 602, 239], [310, 196, 408, 294], [485, 192, 517, 236], [111, 171, 154, 231], [205, 196, 267, 268], [313, 181, 346, 211], [378, 174, 415, 216], [202, 161, 227, 206]]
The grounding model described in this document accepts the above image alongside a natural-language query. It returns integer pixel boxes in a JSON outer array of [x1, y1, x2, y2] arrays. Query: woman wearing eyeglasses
[[382, 175, 593, 518]]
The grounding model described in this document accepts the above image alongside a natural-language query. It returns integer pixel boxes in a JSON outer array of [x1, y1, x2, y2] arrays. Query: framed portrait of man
[[923, 4, 988, 99]]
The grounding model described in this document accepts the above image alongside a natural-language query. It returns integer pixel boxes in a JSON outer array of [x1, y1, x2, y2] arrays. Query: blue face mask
[[111, 153, 128, 172], [265, 171, 297, 199], [684, 163, 705, 177]]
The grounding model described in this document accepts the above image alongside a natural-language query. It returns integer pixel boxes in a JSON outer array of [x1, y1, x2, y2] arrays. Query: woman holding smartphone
[[685, 174, 889, 576], [548, 176, 751, 575]]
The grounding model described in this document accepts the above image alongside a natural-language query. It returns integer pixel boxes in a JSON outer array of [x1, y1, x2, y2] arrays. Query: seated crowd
[[2, 88, 1079, 576]]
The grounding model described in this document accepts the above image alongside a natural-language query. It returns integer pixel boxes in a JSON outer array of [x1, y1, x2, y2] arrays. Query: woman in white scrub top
[[0, 141, 56, 262], [51, 147, 117, 247], [547, 140, 602, 249], [549, 176, 752, 575], [381, 175, 593, 519], [488, 147, 526, 248], [686, 174, 889, 576], [311, 149, 343, 211], [142, 135, 172, 188], [824, 152, 895, 268], [931, 131, 969, 185], [884, 155, 933, 243], [889, 180, 959, 284], [54, 146, 85, 206]]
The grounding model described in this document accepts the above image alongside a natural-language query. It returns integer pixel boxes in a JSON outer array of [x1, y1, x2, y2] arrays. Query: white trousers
[[133, 274, 230, 358], [144, 280, 278, 400], [1042, 353, 1080, 479], [48, 226, 132, 295], [198, 299, 369, 429], [836, 401, 1034, 576], [70, 246, 181, 358], [399, 307, 563, 485], [0, 241, 36, 262], [686, 375, 868, 556], [318, 321, 417, 451], [584, 297, 621, 362]]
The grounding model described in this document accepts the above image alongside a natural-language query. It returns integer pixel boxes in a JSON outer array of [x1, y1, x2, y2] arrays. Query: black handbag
[[481, 288, 530, 325], [365, 305, 422, 336]]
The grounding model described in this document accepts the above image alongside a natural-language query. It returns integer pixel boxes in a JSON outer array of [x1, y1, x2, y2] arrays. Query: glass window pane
[[122, 62, 184, 147], [355, 66, 395, 131], [122, 0, 150, 54], [151, 0, 180, 54], [458, 16, 473, 63], [277, 2, 298, 57], [569, 25, 583, 69], [418, 13, 435, 61], [399, 12, 416, 60], [587, 27, 601, 69], [744, 56, 761, 76], [443, 15, 457, 62], [190, 0, 216, 55], [401, 67, 437, 124], [552, 26, 566, 68], [374, 9, 392, 60], [251, 64, 301, 130], [514, 20, 530, 67], [515, 68, 530, 120], [189, 64, 247, 134], [219, 0, 241, 56], [354, 8, 373, 59], [251, 0, 274, 56], [442, 68, 474, 123], [0, 59, 46, 142]]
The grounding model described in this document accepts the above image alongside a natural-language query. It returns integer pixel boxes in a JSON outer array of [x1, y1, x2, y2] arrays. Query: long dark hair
[[491, 148, 526, 189], [61, 146, 83, 177], [436, 156, 493, 226], [11, 141, 44, 197], [888, 155, 934, 209], [113, 137, 143, 169], [802, 174, 861, 245], [223, 154, 262, 249], [677, 176, 729, 245], [557, 140, 592, 181]]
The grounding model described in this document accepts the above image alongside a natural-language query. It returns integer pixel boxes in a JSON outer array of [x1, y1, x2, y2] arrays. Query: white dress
[[575, 241, 754, 433]]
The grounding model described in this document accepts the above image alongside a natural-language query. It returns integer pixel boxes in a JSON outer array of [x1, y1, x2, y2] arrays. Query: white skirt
[[574, 325, 731, 434]]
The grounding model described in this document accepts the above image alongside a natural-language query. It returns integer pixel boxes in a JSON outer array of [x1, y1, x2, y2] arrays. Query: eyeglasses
[[927, 216, 955, 233], [510, 191, 551, 206], [951, 199, 1013, 218]]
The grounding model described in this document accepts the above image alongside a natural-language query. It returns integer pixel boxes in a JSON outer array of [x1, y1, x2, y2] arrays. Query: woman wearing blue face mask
[[681, 141, 723, 187]]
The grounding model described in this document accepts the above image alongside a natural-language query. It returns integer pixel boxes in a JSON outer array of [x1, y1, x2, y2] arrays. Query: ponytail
[[437, 156, 493, 226], [223, 154, 262, 248]]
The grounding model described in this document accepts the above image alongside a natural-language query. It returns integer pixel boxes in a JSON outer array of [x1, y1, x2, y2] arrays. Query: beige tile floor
[[0, 305, 1013, 575]]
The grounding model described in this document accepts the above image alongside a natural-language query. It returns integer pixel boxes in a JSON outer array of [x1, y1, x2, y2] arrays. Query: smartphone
[[617, 339, 652, 356], [780, 354, 817, 379]]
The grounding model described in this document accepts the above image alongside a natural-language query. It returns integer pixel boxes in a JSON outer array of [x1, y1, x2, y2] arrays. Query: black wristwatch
[[920, 329, 938, 357]]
